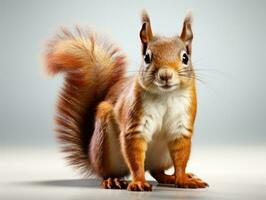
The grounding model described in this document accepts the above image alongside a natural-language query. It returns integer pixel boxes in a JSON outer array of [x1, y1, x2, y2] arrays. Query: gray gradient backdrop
[[1, 0, 266, 147]]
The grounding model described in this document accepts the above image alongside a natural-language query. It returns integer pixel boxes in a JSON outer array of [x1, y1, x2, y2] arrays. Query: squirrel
[[44, 10, 208, 191]]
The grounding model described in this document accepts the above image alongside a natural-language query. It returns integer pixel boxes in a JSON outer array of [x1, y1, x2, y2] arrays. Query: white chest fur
[[135, 90, 194, 171], [139, 90, 192, 142]]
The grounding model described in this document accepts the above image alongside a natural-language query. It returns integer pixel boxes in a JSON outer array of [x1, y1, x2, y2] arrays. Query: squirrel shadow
[[25, 179, 101, 188], [21, 179, 165, 189], [14, 179, 208, 200]]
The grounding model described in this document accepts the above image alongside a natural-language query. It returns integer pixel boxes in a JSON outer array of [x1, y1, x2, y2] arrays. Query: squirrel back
[[44, 27, 127, 175]]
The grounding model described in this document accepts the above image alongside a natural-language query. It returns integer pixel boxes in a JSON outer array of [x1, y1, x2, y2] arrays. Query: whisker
[[179, 74, 207, 85], [179, 74, 206, 85], [191, 57, 205, 65], [178, 69, 209, 80]]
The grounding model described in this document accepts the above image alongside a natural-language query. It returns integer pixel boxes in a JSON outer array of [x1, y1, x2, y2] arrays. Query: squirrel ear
[[140, 10, 153, 54], [180, 11, 193, 54]]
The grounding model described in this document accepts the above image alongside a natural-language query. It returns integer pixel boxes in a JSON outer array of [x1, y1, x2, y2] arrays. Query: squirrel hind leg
[[102, 178, 128, 189], [150, 170, 175, 185], [89, 101, 129, 180]]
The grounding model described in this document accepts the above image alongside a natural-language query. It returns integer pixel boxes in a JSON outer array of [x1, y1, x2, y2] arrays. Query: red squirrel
[[44, 10, 208, 191]]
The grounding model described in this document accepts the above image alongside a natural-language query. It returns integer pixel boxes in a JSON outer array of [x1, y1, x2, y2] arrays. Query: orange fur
[[150, 170, 175, 184], [44, 11, 208, 191], [168, 137, 208, 188], [44, 27, 126, 175]]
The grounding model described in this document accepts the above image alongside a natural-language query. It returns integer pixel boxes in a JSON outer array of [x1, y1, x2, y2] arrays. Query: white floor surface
[[1, 145, 266, 200]]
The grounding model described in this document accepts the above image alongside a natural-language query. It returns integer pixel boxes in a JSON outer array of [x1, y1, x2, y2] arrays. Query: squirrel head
[[138, 10, 194, 94]]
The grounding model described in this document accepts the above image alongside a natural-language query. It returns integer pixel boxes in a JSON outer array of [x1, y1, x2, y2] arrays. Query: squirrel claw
[[127, 181, 152, 192], [175, 173, 209, 189], [102, 178, 128, 189]]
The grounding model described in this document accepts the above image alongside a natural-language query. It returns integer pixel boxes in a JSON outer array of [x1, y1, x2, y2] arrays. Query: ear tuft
[[184, 9, 193, 25], [140, 10, 153, 54], [180, 9, 194, 54], [141, 9, 151, 24]]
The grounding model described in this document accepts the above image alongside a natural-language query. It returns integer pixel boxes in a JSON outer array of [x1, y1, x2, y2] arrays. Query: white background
[[1, 0, 266, 146]]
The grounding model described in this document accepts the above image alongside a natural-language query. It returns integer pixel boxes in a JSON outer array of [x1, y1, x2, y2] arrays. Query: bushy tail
[[44, 27, 127, 175]]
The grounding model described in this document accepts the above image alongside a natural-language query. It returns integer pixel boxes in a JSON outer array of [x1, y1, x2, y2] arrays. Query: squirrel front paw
[[127, 181, 152, 191], [175, 173, 209, 189]]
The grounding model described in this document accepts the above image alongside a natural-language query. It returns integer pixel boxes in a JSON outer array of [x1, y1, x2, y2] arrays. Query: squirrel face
[[139, 36, 194, 93], [138, 11, 194, 94]]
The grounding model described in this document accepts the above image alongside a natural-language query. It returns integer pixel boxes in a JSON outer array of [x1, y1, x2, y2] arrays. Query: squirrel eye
[[181, 51, 189, 66], [144, 49, 152, 64]]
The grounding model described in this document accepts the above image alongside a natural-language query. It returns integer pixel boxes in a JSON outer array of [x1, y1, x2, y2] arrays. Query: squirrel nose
[[159, 69, 173, 82]]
